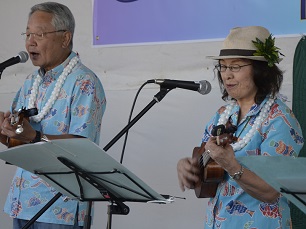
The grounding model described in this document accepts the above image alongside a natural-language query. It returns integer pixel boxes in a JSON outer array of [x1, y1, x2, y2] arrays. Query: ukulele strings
[[199, 152, 211, 168]]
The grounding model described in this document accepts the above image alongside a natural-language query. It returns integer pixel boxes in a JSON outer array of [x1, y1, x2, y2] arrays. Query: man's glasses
[[21, 30, 66, 41], [214, 63, 252, 72]]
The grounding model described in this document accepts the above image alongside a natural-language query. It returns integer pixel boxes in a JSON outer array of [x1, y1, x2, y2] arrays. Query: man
[[0, 2, 106, 228]]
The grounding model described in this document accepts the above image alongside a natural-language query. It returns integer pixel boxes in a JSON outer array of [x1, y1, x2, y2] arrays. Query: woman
[[177, 26, 304, 228]]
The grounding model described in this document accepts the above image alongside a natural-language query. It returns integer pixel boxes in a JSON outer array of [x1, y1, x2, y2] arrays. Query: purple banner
[[302, 0, 306, 19], [93, 0, 305, 46]]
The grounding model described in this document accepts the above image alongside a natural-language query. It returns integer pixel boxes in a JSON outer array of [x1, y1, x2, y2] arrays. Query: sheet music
[[238, 156, 306, 214], [0, 139, 168, 203]]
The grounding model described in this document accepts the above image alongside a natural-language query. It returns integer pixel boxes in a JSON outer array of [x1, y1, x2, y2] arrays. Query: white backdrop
[[0, 1, 301, 228]]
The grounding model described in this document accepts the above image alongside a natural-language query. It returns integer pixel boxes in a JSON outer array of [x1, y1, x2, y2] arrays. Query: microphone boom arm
[[103, 87, 172, 152]]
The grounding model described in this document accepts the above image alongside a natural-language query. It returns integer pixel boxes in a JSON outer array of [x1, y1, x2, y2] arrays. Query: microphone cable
[[119, 81, 150, 164]]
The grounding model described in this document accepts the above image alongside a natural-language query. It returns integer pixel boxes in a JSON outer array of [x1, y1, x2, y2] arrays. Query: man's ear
[[62, 31, 72, 48]]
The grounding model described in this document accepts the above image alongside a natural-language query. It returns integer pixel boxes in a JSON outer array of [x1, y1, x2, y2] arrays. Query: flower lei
[[252, 34, 284, 67], [28, 56, 79, 122], [217, 97, 275, 151]]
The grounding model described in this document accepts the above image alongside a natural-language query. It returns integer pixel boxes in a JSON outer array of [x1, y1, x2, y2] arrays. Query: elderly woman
[[177, 26, 304, 229]]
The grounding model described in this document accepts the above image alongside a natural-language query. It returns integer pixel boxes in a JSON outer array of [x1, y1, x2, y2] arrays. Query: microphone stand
[[103, 87, 172, 152], [19, 87, 171, 229], [0, 68, 4, 79], [101, 87, 171, 228]]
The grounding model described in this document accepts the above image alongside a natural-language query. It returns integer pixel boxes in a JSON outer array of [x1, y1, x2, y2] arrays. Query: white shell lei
[[28, 56, 79, 122], [217, 97, 275, 151]]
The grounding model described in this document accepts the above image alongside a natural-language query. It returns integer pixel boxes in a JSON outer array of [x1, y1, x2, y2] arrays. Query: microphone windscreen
[[198, 80, 212, 95], [18, 51, 29, 63]]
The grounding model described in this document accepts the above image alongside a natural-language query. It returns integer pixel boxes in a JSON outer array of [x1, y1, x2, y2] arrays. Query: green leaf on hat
[[252, 34, 284, 67]]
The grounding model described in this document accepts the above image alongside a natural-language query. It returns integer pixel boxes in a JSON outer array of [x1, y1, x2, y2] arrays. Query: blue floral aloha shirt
[[202, 96, 304, 229], [4, 51, 106, 226]]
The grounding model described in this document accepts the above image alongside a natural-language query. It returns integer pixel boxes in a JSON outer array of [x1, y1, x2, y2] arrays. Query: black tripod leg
[[22, 192, 62, 229], [83, 201, 92, 229], [107, 204, 113, 229], [106, 201, 129, 229]]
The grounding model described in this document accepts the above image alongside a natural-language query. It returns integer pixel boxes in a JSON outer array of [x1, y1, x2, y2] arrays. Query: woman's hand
[[204, 137, 280, 203], [204, 137, 241, 175], [177, 157, 200, 191]]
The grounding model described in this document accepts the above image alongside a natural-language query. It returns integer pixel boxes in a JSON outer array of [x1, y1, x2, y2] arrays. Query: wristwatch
[[29, 131, 49, 143], [229, 165, 244, 180]]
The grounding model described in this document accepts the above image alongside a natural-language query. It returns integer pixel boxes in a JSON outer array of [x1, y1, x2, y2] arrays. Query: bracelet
[[229, 165, 244, 180], [30, 130, 41, 143], [41, 134, 49, 142]]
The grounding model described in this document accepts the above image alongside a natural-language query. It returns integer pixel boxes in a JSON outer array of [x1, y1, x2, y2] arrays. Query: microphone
[[149, 79, 212, 95], [0, 51, 29, 70]]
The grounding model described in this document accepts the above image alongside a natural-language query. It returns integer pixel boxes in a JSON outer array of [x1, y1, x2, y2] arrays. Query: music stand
[[238, 156, 306, 214], [0, 138, 172, 229]]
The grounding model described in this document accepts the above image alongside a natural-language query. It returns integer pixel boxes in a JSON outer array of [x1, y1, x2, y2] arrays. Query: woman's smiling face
[[220, 58, 257, 104]]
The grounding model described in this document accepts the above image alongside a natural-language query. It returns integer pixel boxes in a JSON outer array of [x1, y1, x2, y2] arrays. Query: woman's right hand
[[177, 157, 200, 192]]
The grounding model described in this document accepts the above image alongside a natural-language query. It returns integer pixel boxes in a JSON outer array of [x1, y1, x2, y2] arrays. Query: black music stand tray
[[238, 156, 306, 214], [0, 138, 172, 229]]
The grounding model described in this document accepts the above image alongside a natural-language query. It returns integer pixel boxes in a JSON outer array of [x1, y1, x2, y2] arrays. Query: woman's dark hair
[[216, 60, 283, 104]]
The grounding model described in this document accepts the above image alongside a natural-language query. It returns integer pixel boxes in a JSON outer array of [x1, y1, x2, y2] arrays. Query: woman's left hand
[[204, 137, 241, 175]]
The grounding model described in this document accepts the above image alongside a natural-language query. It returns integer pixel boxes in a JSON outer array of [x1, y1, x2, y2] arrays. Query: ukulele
[[7, 107, 38, 148], [192, 123, 237, 198]]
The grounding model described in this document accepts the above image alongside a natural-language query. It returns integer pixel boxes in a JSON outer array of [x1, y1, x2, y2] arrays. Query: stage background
[[93, 0, 304, 46], [0, 0, 305, 228]]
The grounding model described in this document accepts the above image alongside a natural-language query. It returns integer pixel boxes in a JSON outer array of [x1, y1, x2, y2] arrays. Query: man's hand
[[1, 111, 36, 145]]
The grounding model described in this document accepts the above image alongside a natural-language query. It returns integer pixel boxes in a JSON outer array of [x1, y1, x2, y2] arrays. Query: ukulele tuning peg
[[211, 125, 225, 136], [225, 125, 237, 134]]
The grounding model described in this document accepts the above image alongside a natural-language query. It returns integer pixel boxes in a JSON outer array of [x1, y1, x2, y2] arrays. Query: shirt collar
[[228, 96, 271, 124]]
